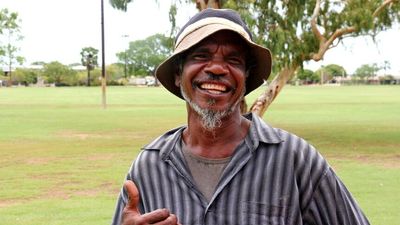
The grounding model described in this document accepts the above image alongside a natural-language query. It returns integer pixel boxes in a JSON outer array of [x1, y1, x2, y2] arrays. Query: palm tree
[[80, 47, 99, 86]]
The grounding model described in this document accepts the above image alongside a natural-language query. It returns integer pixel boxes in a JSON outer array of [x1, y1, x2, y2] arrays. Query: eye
[[227, 56, 245, 66], [191, 53, 209, 61]]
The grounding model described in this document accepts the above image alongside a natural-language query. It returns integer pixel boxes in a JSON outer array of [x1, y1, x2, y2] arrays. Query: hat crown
[[176, 9, 253, 45], [155, 8, 272, 100]]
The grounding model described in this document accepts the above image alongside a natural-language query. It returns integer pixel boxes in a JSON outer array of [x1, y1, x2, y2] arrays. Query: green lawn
[[0, 85, 399, 225]]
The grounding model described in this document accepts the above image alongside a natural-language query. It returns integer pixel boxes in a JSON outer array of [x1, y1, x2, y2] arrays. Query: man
[[112, 8, 370, 225]]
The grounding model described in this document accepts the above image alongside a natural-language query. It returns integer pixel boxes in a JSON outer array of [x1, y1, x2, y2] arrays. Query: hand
[[122, 180, 181, 225]]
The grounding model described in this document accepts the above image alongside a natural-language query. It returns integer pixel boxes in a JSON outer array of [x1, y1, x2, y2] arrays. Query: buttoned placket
[[163, 130, 259, 225]]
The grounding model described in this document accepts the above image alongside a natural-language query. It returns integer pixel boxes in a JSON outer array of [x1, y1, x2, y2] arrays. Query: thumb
[[124, 180, 140, 214]]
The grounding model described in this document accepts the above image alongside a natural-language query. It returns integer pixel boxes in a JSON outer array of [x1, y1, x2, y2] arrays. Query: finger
[[124, 180, 140, 213], [140, 208, 171, 224], [157, 213, 180, 225]]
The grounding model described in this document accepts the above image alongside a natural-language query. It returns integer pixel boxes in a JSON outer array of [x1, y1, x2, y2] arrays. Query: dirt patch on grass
[[44, 182, 118, 200], [25, 157, 57, 165], [354, 154, 400, 169], [0, 199, 19, 208], [86, 153, 115, 161], [56, 131, 111, 140], [55, 130, 147, 140], [328, 153, 400, 169]]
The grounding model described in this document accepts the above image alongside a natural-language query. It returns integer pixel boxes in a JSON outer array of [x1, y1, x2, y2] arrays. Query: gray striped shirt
[[111, 113, 370, 225]]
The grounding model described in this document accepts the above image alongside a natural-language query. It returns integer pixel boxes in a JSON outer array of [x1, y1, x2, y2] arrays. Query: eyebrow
[[190, 46, 210, 54]]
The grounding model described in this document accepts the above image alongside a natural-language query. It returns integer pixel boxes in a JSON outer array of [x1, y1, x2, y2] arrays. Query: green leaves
[[108, 0, 133, 11], [227, 0, 399, 72], [80, 47, 99, 70], [117, 34, 172, 76]]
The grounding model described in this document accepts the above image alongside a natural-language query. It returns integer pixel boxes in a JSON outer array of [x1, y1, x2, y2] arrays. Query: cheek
[[179, 71, 195, 97], [229, 67, 247, 88], [181, 64, 201, 86]]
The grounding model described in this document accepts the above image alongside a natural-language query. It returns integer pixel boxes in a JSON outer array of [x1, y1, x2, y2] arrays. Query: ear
[[174, 74, 181, 87]]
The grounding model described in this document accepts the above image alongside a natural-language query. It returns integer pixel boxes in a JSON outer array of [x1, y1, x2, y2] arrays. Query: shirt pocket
[[241, 202, 289, 225]]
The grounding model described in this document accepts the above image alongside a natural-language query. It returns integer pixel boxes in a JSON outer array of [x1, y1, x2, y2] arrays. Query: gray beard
[[180, 84, 245, 131]]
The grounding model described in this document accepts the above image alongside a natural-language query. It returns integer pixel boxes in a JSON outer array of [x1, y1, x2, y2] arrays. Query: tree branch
[[311, 26, 356, 61], [373, 0, 396, 17], [196, 0, 207, 10], [309, 0, 397, 61], [311, 0, 324, 42]]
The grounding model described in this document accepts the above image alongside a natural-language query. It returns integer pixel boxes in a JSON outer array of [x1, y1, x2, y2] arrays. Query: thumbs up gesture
[[122, 180, 181, 225]]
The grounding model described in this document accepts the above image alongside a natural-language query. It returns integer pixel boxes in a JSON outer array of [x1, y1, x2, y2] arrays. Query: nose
[[204, 55, 229, 76]]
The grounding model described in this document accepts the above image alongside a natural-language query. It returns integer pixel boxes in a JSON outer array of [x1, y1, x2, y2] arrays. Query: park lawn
[[0, 85, 399, 225]]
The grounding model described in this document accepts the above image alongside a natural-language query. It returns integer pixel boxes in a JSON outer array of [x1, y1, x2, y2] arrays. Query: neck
[[183, 107, 250, 159]]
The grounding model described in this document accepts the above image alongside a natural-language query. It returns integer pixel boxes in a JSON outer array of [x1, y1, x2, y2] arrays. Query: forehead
[[191, 30, 249, 52]]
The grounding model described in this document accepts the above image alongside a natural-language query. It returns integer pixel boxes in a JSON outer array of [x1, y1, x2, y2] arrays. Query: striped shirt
[[111, 113, 370, 225]]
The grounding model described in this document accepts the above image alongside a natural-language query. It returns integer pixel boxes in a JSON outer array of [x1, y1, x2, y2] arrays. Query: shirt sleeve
[[303, 167, 370, 225], [110, 175, 130, 225]]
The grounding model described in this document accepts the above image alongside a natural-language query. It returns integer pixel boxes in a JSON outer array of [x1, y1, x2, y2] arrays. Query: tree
[[116, 33, 172, 77], [354, 63, 379, 80], [110, 0, 400, 116], [12, 68, 39, 86], [381, 60, 391, 75], [42, 61, 76, 86], [296, 69, 320, 84], [324, 64, 346, 78], [0, 8, 24, 86], [314, 64, 346, 84], [80, 47, 99, 86]]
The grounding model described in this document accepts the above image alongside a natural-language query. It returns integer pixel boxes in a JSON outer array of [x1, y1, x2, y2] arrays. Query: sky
[[2, 0, 399, 75]]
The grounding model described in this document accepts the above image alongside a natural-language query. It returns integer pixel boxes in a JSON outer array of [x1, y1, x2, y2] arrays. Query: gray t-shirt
[[181, 140, 231, 202]]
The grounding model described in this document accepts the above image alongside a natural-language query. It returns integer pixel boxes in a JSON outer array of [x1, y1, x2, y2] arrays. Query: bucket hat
[[155, 8, 272, 99]]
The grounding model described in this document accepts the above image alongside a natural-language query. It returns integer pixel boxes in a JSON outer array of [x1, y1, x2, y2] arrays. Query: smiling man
[[178, 31, 249, 132], [111, 8, 370, 225]]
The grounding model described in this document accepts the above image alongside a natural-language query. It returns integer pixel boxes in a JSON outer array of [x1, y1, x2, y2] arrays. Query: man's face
[[176, 30, 248, 127]]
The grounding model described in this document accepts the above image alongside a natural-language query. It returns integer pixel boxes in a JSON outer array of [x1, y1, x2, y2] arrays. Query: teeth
[[200, 83, 227, 92], [208, 90, 222, 94]]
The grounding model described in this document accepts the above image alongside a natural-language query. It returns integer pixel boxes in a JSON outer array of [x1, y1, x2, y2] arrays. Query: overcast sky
[[2, 0, 399, 75]]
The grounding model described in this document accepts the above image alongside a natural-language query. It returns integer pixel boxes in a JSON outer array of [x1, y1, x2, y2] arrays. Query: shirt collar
[[142, 112, 283, 157], [244, 112, 283, 144]]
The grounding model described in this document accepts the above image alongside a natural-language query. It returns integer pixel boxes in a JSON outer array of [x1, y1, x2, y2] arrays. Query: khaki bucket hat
[[155, 8, 272, 99]]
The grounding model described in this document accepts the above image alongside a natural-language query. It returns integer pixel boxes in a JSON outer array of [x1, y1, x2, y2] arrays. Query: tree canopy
[[0, 8, 24, 85], [296, 68, 320, 84], [323, 64, 347, 78], [42, 61, 76, 86], [116, 33, 172, 76], [80, 47, 99, 86], [80, 47, 99, 69], [354, 63, 380, 79], [109, 0, 400, 116]]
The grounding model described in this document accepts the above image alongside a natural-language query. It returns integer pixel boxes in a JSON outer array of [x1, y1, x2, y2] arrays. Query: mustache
[[207, 72, 222, 80], [192, 72, 227, 86]]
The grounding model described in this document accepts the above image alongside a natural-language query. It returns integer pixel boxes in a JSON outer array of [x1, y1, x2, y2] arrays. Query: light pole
[[101, 0, 106, 109], [320, 66, 325, 85], [122, 34, 129, 79]]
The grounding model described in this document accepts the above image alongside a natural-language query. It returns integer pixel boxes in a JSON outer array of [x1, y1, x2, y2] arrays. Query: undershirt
[[181, 140, 231, 202]]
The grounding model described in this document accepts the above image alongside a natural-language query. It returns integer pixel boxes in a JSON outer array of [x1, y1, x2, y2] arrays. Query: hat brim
[[155, 25, 272, 100]]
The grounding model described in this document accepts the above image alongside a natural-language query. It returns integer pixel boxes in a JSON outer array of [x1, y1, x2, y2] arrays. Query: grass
[[0, 85, 399, 225]]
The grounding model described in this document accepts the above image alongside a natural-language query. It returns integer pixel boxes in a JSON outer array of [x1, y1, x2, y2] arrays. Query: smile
[[199, 83, 229, 94]]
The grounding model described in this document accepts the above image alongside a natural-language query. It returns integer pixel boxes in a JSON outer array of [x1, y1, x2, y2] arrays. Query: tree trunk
[[249, 66, 298, 117], [87, 69, 91, 87], [7, 60, 12, 87], [196, 0, 221, 10]]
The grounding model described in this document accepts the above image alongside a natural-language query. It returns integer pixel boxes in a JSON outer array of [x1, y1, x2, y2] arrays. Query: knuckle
[[134, 216, 145, 224], [155, 208, 169, 217], [166, 214, 178, 224]]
